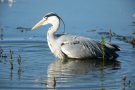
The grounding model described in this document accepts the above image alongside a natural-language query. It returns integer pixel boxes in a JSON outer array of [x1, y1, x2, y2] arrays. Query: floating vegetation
[[116, 35, 129, 42], [98, 32, 110, 35], [98, 30, 118, 43], [132, 32, 135, 34], [98, 31, 117, 36], [115, 35, 135, 47], [98, 30, 135, 47], [16, 26, 31, 32], [86, 29, 96, 32]]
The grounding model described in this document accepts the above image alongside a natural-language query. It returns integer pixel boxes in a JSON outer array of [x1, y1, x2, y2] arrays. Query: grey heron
[[32, 12, 120, 60]]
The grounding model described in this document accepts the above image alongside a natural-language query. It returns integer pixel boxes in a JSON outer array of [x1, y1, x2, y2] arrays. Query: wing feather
[[57, 35, 103, 59]]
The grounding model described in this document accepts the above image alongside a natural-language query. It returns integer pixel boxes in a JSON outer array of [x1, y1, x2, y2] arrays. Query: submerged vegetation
[[121, 75, 131, 90], [0, 47, 23, 80]]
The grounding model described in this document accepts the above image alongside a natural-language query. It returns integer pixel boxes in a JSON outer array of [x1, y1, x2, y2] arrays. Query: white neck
[[47, 17, 60, 44], [47, 17, 60, 35], [47, 17, 60, 56]]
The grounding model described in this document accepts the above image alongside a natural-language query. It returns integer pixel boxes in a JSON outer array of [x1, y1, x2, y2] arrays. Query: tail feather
[[109, 43, 121, 51], [105, 43, 120, 51]]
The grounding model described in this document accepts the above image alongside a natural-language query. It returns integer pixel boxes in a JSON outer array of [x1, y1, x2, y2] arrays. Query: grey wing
[[57, 35, 103, 59]]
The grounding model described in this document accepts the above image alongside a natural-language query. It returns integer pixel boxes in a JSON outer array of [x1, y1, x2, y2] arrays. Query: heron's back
[[56, 34, 119, 59]]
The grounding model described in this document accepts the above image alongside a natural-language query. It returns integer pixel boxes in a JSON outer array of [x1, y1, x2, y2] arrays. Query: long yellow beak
[[32, 19, 47, 30]]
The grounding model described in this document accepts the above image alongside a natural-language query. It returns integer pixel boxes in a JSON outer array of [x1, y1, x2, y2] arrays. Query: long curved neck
[[47, 18, 60, 55], [47, 18, 60, 42], [48, 18, 60, 36]]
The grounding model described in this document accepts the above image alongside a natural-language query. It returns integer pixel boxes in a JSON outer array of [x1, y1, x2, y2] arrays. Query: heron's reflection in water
[[47, 59, 120, 89]]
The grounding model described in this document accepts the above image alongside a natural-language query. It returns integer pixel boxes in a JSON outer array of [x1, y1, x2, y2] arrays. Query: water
[[0, 0, 135, 90]]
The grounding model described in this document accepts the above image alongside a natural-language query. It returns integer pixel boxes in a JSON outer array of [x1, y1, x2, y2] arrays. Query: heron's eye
[[44, 16, 47, 19], [43, 17, 48, 20]]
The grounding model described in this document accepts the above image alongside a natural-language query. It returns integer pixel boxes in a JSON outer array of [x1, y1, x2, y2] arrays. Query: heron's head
[[32, 12, 60, 30]]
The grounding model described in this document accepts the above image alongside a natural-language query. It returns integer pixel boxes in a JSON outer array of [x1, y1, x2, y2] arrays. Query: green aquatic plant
[[17, 54, 21, 66], [109, 29, 113, 43], [17, 49, 23, 79], [101, 34, 105, 60], [101, 34, 105, 67], [17, 49, 22, 66]]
